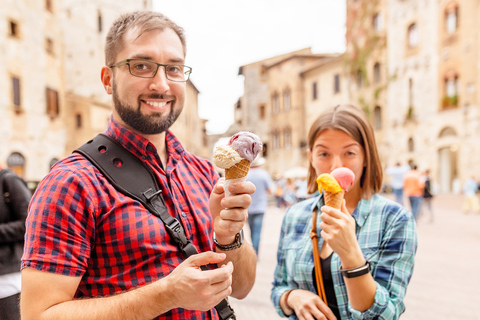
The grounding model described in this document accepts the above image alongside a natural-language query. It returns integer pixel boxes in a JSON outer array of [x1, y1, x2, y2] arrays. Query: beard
[[112, 82, 183, 135]]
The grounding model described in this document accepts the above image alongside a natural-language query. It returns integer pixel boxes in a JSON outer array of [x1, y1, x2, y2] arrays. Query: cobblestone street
[[229, 194, 480, 319]]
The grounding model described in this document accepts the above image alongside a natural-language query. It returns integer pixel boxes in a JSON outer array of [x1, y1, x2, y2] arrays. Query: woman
[[271, 105, 417, 320]]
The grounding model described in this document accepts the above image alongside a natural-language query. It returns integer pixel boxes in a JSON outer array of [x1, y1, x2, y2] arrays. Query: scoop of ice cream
[[316, 173, 342, 194], [330, 167, 355, 191], [228, 131, 263, 163], [213, 145, 243, 169]]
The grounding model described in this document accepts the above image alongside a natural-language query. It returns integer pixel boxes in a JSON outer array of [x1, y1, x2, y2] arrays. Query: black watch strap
[[340, 261, 371, 278], [214, 230, 244, 251]]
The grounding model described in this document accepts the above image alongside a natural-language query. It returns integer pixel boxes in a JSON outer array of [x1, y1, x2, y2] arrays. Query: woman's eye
[[317, 152, 328, 157]]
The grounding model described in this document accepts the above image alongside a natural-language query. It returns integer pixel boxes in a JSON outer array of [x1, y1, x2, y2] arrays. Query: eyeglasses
[[109, 59, 192, 82]]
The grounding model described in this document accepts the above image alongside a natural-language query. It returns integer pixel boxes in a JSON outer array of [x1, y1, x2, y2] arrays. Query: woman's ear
[[101, 66, 113, 95], [307, 148, 313, 163]]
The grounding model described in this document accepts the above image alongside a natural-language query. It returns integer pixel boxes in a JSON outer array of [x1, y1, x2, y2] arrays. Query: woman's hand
[[319, 201, 363, 266], [286, 289, 337, 320]]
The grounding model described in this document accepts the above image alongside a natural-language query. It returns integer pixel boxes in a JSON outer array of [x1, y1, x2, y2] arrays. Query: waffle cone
[[324, 190, 345, 209], [225, 159, 251, 180]]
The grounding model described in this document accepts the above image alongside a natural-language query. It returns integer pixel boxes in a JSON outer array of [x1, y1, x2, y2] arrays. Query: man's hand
[[209, 178, 255, 245], [165, 252, 233, 311]]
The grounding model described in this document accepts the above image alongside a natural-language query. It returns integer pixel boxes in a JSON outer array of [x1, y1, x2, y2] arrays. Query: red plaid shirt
[[22, 118, 220, 319]]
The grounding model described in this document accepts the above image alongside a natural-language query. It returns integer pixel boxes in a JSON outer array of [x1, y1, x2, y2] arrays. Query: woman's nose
[[330, 156, 342, 171]]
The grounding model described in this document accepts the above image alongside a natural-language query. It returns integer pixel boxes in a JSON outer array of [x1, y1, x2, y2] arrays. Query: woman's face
[[308, 128, 365, 192]]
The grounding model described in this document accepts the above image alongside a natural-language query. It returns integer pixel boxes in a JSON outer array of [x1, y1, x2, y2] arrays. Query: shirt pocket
[[282, 235, 311, 286]]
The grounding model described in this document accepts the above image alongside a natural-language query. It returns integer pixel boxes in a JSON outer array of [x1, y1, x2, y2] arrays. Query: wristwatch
[[214, 230, 244, 251], [340, 261, 371, 278]]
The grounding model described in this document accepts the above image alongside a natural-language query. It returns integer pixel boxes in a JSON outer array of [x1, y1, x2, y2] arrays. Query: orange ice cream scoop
[[316, 173, 343, 194]]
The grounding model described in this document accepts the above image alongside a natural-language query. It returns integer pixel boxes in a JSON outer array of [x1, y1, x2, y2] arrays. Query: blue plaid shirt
[[271, 193, 417, 320]]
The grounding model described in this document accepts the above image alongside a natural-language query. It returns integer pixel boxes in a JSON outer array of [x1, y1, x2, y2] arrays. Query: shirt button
[[141, 156, 147, 161], [342, 311, 347, 315], [147, 145, 153, 152], [181, 212, 187, 218]]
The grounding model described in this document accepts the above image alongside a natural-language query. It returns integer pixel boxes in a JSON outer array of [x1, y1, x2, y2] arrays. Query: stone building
[[1, 0, 208, 187], [230, 0, 480, 193]]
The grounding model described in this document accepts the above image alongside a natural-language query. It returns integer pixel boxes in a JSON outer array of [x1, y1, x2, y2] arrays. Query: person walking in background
[[272, 104, 417, 319], [246, 156, 273, 256], [403, 165, 425, 221], [0, 167, 32, 320], [274, 176, 286, 208], [421, 169, 434, 222], [462, 176, 480, 214], [386, 162, 410, 205], [21, 11, 256, 320], [295, 177, 308, 202]]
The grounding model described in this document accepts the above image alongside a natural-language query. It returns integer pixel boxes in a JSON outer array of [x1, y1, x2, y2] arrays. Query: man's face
[[108, 28, 186, 135]]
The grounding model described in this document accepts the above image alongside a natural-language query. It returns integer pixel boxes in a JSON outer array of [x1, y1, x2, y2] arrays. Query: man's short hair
[[105, 11, 186, 66]]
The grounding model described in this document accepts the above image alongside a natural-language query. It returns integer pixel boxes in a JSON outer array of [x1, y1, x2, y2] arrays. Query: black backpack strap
[[74, 134, 235, 320]]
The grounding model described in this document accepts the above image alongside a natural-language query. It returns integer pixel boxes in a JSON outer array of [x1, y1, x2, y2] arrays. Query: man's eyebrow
[[128, 55, 185, 64]]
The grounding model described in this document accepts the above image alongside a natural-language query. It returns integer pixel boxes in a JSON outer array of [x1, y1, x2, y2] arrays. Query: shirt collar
[[309, 191, 374, 227], [104, 116, 185, 166]]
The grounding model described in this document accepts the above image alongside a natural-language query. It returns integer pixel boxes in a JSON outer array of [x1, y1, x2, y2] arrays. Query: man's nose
[[148, 66, 170, 92]]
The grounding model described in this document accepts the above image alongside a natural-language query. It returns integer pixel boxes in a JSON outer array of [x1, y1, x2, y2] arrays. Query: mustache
[[139, 93, 176, 100]]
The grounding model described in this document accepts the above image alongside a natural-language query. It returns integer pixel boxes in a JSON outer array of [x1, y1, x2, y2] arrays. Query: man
[[462, 176, 480, 214], [0, 168, 31, 320], [403, 165, 425, 220], [385, 162, 410, 205], [21, 11, 256, 320], [245, 156, 273, 256]]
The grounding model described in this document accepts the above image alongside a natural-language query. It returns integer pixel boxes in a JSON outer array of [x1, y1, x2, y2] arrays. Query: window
[[284, 128, 291, 149], [312, 82, 318, 100], [356, 69, 363, 88], [98, 12, 103, 33], [9, 20, 19, 37], [373, 12, 384, 32], [443, 73, 459, 108], [445, 5, 458, 33], [283, 89, 291, 111], [374, 106, 382, 130], [445, 76, 458, 97], [373, 63, 381, 83], [273, 132, 280, 150], [407, 137, 414, 153], [76, 113, 83, 129], [334, 74, 340, 93], [46, 38, 54, 55], [46, 88, 59, 117], [45, 0, 53, 12], [259, 104, 266, 119], [12, 76, 21, 108], [408, 23, 419, 48], [272, 93, 279, 114]]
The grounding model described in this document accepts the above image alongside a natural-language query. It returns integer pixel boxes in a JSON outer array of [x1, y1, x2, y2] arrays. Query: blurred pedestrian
[[0, 167, 32, 320], [275, 177, 286, 208], [462, 176, 480, 214], [295, 177, 308, 202], [246, 156, 273, 256], [404, 165, 425, 221], [386, 162, 410, 205], [272, 104, 417, 320], [283, 178, 297, 207], [421, 169, 434, 222]]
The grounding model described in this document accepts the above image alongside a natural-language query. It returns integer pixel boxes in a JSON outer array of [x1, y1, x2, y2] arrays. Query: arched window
[[407, 137, 414, 153], [7, 152, 26, 177], [373, 62, 381, 83], [445, 3, 459, 33], [272, 92, 279, 114], [374, 106, 382, 130], [283, 89, 291, 111], [356, 69, 363, 88], [373, 12, 384, 32], [438, 127, 457, 138], [408, 23, 419, 48]]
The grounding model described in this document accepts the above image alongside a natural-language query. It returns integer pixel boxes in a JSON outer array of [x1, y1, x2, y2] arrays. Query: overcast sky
[[153, 0, 346, 134]]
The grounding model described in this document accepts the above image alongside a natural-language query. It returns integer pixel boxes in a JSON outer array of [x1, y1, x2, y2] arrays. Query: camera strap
[[74, 134, 236, 320]]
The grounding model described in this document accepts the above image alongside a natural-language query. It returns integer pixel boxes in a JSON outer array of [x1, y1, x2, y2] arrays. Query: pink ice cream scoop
[[228, 131, 263, 163], [330, 167, 355, 191]]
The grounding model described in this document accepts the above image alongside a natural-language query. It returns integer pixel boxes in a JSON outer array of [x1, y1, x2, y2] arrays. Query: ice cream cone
[[324, 190, 345, 209], [225, 159, 251, 180]]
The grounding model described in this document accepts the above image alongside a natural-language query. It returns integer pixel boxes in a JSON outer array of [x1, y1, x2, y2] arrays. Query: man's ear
[[101, 66, 113, 95]]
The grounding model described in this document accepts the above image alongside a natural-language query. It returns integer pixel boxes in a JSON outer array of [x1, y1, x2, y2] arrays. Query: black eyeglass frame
[[109, 58, 192, 82]]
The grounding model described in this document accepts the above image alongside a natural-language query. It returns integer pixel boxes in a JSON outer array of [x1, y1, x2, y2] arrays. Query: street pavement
[[229, 193, 480, 319]]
